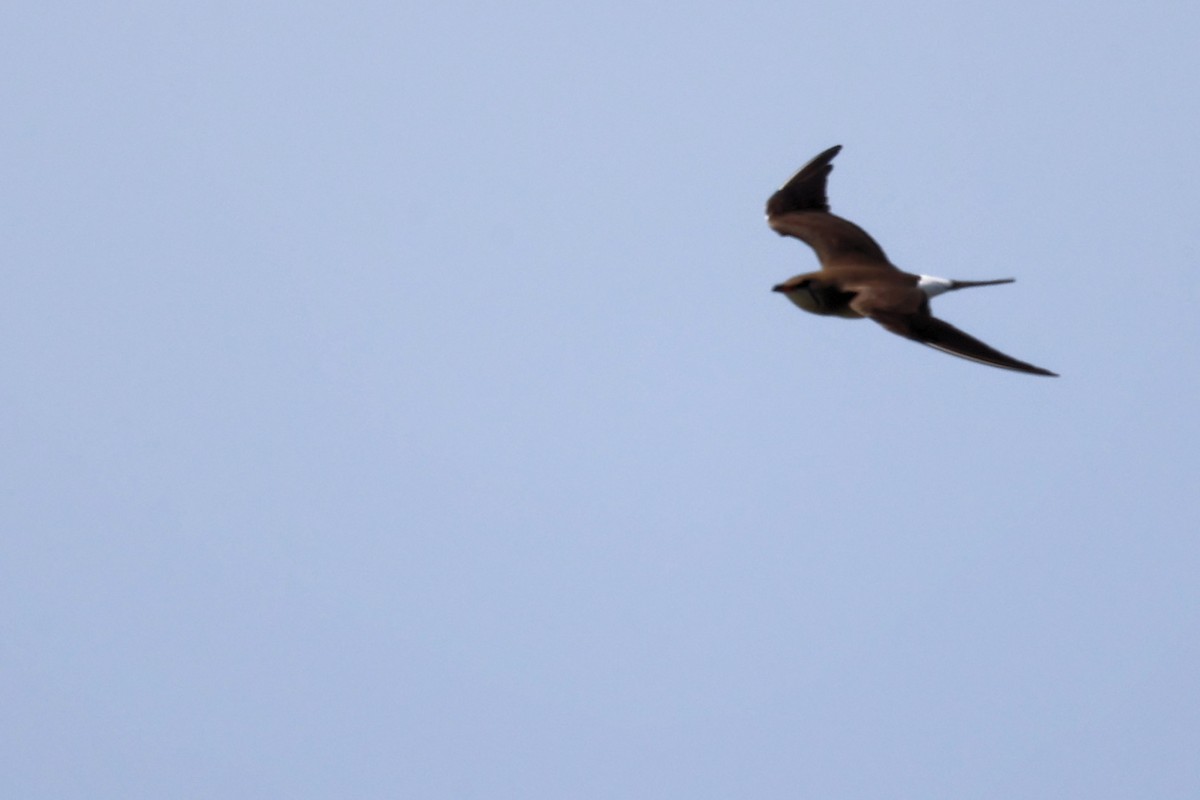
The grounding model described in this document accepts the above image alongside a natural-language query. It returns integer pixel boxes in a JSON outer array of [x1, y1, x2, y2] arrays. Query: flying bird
[[768, 145, 1057, 376]]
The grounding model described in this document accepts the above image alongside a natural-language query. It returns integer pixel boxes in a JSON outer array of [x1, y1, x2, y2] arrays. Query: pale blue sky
[[3, 2, 1199, 797]]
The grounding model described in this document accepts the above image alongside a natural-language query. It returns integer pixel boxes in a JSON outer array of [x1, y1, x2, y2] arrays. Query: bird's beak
[[771, 284, 787, 293]]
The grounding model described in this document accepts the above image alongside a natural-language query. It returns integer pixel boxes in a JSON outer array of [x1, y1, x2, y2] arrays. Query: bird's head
[[771, 277, 808, 294]]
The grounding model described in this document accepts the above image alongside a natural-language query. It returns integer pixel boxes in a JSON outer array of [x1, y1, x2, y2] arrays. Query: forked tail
[[948, 278, 1016, 290], [918, 275, 1015, 298]]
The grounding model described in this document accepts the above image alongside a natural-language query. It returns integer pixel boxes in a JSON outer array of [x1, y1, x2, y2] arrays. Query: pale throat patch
[[917, 274, 954, 298], [789, 288, 822, 314]]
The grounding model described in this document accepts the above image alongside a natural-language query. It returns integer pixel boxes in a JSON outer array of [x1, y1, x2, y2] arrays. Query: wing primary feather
[[766, 144, 842, 218], [872, 312, 1058, 376]]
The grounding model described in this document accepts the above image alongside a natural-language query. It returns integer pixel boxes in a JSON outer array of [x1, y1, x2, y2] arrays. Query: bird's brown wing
[[766, 145, 842, 217], [868, 309, 1058, 376], [766, 145, 893, 269], [769, 213, 893, 268]]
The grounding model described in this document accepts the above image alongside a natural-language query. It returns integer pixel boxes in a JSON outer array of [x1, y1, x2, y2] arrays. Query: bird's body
[[768, 145, 1056, 377]]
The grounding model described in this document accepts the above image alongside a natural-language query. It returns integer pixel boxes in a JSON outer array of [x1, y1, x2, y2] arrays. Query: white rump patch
[[917, 275, 954, 298]]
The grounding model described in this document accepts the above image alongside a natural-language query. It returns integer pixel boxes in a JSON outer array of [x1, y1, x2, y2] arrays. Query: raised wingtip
[[766, 145, 845, 218], [803, 144, 843, 169]]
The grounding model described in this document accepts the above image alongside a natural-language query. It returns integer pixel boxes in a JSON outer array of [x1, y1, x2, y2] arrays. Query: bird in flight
[[768, 145, 1057, 376]]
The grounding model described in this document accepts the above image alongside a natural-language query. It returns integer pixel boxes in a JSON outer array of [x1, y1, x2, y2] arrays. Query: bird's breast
[[786, 284, 861, 319]]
